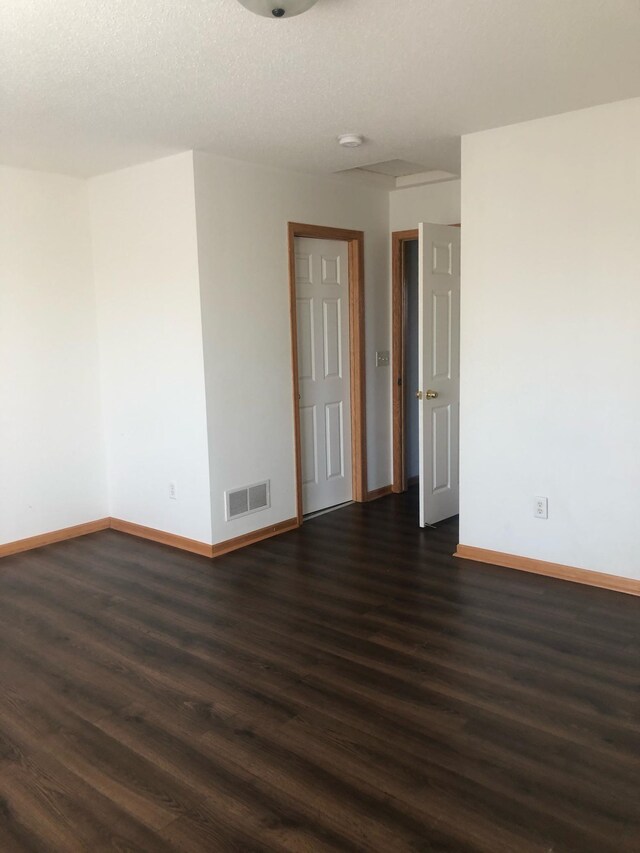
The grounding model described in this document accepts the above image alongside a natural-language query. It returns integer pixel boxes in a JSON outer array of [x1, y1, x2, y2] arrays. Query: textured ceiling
[[1, 0, 639, 177]]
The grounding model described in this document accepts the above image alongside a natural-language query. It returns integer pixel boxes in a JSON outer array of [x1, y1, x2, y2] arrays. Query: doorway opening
[[392, 224, 461, 526], [288, 223, 367, 524], [392, 229, 419, 494]]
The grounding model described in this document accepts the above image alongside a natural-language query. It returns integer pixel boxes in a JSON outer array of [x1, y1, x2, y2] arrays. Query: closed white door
[[418, 223, 461, 526], [295, 237, 352, 515]]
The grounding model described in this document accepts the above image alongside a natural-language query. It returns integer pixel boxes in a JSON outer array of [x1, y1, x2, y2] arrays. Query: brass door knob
[[425, 390, 438, 399]]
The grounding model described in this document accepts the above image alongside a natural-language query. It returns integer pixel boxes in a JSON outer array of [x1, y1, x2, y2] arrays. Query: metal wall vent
[[226, 480, 270, 521]]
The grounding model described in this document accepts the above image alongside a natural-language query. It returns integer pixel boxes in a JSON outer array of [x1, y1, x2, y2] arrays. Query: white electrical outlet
[[169, 481, 177, 501], [534, 496, 548, 519]]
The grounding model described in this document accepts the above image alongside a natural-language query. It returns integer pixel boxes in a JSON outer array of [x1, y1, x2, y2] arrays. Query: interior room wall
[[193, 152, 390, 543], [89, 152, 213, 544], [0, 157, 461, 554], [460, 96, 640, 581], [390, 180, 461, 232], [0, 165, 107, 544]]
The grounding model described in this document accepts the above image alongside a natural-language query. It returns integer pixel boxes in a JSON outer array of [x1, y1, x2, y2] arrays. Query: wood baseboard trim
[[109, 518, 214, 557], [0, 518, 111, 559], [211, 517, 299, 558], [366, 485, 393, 502], [110, 516, 299, 559], [454, 544, 640, 597], [2, 514, 300, 562]]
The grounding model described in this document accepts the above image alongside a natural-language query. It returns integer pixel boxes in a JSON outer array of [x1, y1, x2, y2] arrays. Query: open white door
[[418, 223, 461, 526]]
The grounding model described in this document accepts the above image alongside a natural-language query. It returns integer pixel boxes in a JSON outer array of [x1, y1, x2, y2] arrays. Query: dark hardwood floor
[[0, 490, 638, 852]]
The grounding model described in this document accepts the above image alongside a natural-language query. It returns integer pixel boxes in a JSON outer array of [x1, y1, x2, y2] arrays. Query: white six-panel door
[[295, 237, 352, 514], [418, 223, 461, 526]]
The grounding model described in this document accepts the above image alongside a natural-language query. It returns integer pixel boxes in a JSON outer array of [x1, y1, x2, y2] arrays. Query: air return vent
[[225, 481, 270, 521]]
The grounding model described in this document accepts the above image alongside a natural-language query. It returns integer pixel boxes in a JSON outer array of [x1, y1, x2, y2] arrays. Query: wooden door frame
[[392, 225, 460, 494], [288, 222, 367, 524]]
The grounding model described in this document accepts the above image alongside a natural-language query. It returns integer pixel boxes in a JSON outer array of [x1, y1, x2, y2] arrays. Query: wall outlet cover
[[534, 496, 548, 519]]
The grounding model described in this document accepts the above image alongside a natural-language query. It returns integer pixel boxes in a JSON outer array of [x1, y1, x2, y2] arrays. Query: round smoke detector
[[236, 0, 318, 17], [338, 134, 364, 148]]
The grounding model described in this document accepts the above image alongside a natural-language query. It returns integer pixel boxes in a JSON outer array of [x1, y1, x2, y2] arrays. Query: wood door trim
[[455, 545, 640, 597], [366, 485, 392, 502], [391, 229, 419, 493], [288, 222, 367, 524]]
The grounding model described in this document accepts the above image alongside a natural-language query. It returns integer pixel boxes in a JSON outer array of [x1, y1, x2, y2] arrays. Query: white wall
[[193, 153, 390, 543], [89, 153, 212, 543], [460, 97, 640, 580], [390, 180, 461, 232], [0, 166, 106, 543], [0, 158, 462, 551]]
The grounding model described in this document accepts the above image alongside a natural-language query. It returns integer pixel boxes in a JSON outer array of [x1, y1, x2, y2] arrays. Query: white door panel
[[418, 224, 461, 526], [296, 298, 315, 380], [295, 237, 352, 514], [300, 405, 318, 485]]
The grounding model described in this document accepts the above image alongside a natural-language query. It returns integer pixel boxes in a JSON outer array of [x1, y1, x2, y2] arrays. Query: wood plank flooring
[[0, 489, 638, 852]]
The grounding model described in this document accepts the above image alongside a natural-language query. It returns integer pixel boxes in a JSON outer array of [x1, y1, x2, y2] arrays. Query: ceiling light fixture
[[236, 0, 318, 18], [338, 133, 364, 148]]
